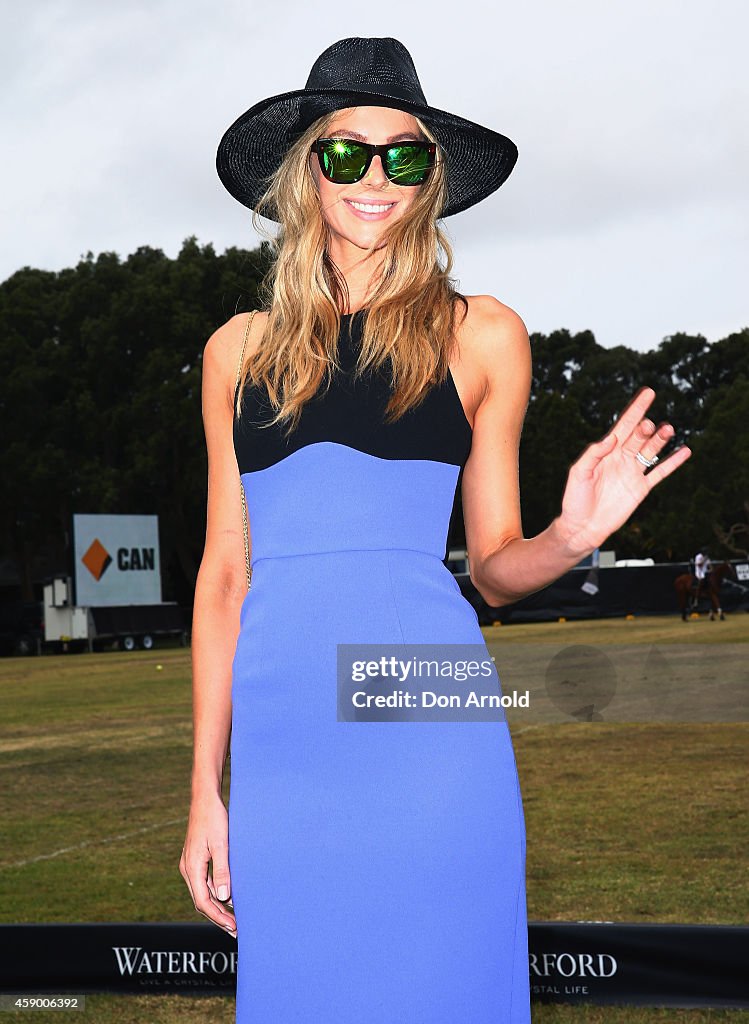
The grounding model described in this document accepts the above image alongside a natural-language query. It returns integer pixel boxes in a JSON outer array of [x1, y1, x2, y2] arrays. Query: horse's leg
[[710, 577, 727, 621], [687, 583, 694, 613], [677, 581, 689, 621]]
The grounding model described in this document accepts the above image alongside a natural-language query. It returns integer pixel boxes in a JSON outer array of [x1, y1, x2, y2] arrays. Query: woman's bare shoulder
[[453, 294, 530, 401], [202, 311, 270, 408], [458, 294, 529, 347]]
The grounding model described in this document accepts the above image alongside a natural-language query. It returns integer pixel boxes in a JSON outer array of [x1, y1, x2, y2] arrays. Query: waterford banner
[[0, 922, 746, 1008], [528, 922, 748, 1007]]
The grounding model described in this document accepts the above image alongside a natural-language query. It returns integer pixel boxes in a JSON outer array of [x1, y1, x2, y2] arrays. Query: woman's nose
[[363, 155, 389, 185]]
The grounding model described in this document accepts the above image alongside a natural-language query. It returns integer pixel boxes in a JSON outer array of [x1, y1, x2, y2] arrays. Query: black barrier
[[0, 924, 235, 995], [0, 922, 747, 1008], [460, 560, 749, 624], [529, 922, 748, 1007]]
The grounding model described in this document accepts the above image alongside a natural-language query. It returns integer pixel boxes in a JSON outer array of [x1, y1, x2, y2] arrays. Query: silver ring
[[635, 450, 659, 469]]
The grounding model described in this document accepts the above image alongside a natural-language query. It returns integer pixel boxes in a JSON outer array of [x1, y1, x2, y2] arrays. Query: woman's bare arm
[[461, 297, 690, 608], [461, 296, 581, 607], [189, 315, 249, 800], [179, 311, 263, 936]]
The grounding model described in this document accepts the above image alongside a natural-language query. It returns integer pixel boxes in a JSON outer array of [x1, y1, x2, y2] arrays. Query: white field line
[[3, 816, 187, 870]]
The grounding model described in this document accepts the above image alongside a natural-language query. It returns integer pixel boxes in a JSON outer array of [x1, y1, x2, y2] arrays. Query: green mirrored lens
[[320, 140, 368, 183], [385, 144, 433, 184]]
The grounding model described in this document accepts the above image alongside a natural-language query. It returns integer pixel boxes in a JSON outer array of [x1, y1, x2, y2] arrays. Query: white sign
[[73, 514, 161, 607], [735, 563, 749, 582]]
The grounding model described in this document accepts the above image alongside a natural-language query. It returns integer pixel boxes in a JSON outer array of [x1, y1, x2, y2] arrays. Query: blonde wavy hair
[[235, 107, 468, 436]]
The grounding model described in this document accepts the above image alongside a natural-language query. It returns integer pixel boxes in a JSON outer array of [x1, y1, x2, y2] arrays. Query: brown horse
[[674, 561, 738, 621]]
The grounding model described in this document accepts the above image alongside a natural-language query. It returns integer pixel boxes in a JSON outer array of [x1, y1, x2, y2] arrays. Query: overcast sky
[[2, 0, 747, 351]]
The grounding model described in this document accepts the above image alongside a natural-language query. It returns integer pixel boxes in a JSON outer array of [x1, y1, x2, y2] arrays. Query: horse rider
[[693, 550, 712, 595]]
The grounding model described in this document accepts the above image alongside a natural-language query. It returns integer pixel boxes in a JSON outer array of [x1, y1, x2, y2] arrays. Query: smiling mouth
[[345, 199, 397, 214]]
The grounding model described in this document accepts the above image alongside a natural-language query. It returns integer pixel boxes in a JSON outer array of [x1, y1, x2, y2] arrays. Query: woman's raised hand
[[555, 386, 692, 557], [179, 792, 237, 938]]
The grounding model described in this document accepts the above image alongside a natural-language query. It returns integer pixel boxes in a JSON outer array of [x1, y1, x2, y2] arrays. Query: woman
[[180, 37, 691, 1022]]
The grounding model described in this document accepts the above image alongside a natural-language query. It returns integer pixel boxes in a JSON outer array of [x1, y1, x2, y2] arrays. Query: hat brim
[[216, 87, 518, 220]]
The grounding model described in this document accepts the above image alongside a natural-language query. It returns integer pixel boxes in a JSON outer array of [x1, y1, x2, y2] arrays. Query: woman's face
[[309, 105, 427, 259]]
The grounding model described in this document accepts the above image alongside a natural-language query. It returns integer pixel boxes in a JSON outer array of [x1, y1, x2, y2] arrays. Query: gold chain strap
[[235, 311, 257, 591], [240, 483, 251, 591]]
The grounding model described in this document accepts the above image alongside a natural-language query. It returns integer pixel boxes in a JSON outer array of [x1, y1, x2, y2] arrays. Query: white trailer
[[43, 575, 186, 653]]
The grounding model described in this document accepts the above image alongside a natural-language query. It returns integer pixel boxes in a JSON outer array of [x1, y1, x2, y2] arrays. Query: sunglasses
[[311, 137, 437, 186]]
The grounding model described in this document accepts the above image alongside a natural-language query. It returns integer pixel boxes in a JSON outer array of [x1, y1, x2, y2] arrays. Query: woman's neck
[[328, 239, 386, 315]]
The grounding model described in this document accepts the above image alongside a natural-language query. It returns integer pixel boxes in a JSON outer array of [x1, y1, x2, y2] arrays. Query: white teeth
[[348, 200, 395, 213]]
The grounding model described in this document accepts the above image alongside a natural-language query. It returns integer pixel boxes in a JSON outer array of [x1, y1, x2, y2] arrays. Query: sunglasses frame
[[311, 137, 437, 186]]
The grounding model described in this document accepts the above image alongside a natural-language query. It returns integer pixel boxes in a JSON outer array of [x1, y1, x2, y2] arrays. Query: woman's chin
[[331, 224, 392, 256]]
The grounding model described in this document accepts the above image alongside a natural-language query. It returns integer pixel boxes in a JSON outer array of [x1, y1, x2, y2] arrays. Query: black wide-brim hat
[[216, 36, 518, 220]]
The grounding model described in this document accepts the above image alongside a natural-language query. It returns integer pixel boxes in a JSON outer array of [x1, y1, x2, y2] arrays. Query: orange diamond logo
[[82, 538, 112, 581]]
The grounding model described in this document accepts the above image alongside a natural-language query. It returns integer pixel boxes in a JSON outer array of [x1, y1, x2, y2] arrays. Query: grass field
[[0, 612, 746, 1021], [1, 995, 742, 1023]]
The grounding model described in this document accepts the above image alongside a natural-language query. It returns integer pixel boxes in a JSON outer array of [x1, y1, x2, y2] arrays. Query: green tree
[[1, 238, 270, 603], [1, 238, 745, 603]]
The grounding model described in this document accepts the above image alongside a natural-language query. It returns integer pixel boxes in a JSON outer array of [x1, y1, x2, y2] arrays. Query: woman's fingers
[[576, 388, 655, 467], [178, 849, 197, 909], [610, 386, 656, 445], [209, 840, 232, 904], [571, 431, 617, 477], [180, 842, 237, 935], [206, 878, 237, 933], [191, 859, 237, 933], [581, 387, 681, 477], [641, 422, 673, 463], [640, 442, 692, 489], [633, 417, 658, 445], [623, 414, 674, 458]]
